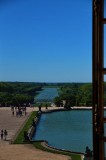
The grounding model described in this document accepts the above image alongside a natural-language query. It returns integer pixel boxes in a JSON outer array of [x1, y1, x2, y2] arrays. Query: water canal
[[34, 87, 59, 103], [32, 110, 93, 153]]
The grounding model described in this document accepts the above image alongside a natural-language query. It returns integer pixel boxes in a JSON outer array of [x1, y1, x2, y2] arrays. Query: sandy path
[[0, 142, 71, 160], [0, 107, 71, 160]]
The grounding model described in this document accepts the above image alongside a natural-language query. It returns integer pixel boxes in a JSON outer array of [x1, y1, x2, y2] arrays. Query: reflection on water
[[32, 110, 93, 153]]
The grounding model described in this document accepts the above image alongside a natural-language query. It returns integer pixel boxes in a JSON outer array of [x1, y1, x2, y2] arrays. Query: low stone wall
[[44, 140, 84, 155], [27, 126, 35, 140], [27, 111, 41, 140], [33, 140, 85, 159], [42, 108, 69, 114]]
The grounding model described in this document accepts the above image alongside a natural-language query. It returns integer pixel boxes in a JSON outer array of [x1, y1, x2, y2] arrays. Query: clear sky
[[0, 0, 93, 82]]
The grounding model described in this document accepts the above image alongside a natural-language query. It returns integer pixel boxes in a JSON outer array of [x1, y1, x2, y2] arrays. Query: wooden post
[[92, 0, 104, 159]]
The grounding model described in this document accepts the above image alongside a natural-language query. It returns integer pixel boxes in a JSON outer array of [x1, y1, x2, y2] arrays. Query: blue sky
[[0, 0, 93, 82]]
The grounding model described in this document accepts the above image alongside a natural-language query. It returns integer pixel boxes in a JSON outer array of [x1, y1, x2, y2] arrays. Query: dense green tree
[[54, 96, 62, 106], [54, 83, 93, 107], [0, 82, 42, 106]]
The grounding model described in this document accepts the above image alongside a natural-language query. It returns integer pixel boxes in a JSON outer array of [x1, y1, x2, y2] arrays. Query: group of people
[[11, 106, 27, 117], [1, 129, 8, 140]]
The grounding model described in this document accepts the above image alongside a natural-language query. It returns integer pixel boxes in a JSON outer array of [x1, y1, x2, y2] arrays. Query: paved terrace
[[0, 107, 71, 160]]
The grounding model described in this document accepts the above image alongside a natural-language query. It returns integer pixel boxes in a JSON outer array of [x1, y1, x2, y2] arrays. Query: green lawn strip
[[14, 111, 37, 144], [33, 142, 82, 160]]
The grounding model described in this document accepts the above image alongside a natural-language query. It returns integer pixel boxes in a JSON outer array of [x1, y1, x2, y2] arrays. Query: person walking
[[4, 129, 8, 140], [46, 104, 48, 109], [12, 110, 14, 116], [1, 129, 3, 140]]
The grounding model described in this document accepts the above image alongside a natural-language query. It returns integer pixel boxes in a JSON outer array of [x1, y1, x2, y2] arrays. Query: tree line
[[0, 82, 43, 107], [54, 83, 106, 107], [1, 82, 106, 107], [54, 82, 106, 107]]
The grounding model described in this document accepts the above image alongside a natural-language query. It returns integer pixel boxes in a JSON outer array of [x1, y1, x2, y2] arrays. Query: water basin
[[32, 110, 93, 153]]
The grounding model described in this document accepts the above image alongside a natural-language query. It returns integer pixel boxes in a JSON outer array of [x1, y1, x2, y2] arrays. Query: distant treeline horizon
[[0, 81, 106, 107]]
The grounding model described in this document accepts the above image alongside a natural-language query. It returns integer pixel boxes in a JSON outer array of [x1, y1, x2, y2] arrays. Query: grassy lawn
[[14, 111, 37, 144], [13, 111, 83, 160]]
